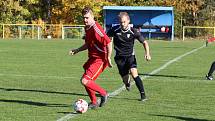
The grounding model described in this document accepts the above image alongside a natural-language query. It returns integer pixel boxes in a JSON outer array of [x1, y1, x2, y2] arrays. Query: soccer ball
[[73, 99, 88, 113], [161, 26, 166, 32]]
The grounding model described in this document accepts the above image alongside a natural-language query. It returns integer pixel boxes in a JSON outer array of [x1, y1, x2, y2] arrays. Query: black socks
[[133, 76, 145, 93], [208, 61, 215, 76]]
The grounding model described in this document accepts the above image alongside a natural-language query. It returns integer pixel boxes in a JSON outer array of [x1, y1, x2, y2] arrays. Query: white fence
[[0, 24, 85, 39]]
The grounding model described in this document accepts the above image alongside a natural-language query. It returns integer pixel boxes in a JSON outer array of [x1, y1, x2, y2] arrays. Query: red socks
[[85, 80, 107, 104]]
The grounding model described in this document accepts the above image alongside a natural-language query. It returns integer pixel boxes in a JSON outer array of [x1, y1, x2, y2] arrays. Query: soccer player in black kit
[[107, 12, 151, 101], [206, 61, 215, 80]]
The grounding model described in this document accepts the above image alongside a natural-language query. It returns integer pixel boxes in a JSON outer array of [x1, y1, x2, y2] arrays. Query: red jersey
[[85, 21, 111, 60]]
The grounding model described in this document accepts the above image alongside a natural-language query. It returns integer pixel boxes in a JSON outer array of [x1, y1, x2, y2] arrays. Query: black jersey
[[107, 25, 145, 56]]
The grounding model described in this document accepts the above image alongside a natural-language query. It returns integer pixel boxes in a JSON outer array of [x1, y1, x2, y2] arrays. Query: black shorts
[[114, 55, 137, 77]]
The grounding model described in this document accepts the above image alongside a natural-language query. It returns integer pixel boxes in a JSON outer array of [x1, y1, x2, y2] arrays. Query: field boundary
[[57, 44, 205, 121]]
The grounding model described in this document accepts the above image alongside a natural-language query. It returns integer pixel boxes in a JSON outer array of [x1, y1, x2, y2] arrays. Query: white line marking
[[57, 45, 205, 121], [144, 45, 205, 78], [57, 114, 80, 121]]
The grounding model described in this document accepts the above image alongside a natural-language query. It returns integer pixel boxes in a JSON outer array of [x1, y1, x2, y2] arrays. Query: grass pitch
[[0, 39, 214, 121]]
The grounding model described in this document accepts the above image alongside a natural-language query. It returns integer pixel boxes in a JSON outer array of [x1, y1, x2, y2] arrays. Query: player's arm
[[69, 43, 88, 55], [142, 40, 151, 61], [135, 29, 151, 61], [106, 41, 113, 68], [106, 26, 116, 67]]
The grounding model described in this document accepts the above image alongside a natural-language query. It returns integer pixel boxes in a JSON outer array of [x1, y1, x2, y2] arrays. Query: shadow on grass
[[149, 114, 212, 121], [109, 96, 139, 101], [0, 99, 69, 107], [0, 87, 88, 96], [139, 73, 202, 80], [58, 111, 79, 114]]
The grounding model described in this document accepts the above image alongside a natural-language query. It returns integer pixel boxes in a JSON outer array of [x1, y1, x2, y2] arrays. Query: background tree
[[0, 0, 214, 38], [50, 0, 113, 24], [200, 0, 215, 26], [0, 0, 30, 24]]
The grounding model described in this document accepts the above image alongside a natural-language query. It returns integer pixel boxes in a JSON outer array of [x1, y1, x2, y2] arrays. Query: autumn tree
[[1, 0, 214, 38], [0, 0, 30, 24], [200, 0, 215, 26]]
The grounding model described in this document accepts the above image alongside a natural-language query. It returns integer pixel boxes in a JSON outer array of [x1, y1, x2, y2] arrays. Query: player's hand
[[107, 57, 113, 68], [145, 54, 151, 61], [69, 49, 79, 55]]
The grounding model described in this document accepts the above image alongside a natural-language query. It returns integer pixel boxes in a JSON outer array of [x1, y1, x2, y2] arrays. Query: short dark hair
[[82, 6, 93, 15]]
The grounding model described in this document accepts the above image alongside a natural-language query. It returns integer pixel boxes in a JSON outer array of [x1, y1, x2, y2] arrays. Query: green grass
[[0, 39, 214, 121]]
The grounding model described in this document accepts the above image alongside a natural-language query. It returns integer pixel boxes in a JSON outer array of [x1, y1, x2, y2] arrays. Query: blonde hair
[[118, 12, 130, 20]]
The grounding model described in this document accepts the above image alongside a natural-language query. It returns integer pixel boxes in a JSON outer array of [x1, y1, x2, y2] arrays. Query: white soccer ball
[[161, 27, 166, 32], [47, 35, 52, 39], [73, 99, 88, 113]]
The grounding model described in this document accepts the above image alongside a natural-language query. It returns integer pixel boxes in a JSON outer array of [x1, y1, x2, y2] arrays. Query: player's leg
[[81, 59, 99, 109], [129, 55, 147, 101], [81, 59, 108, 107], [88, 61, 109, 107], [82, 77, 108, 107], [114, 56, 130, 91], [84, 86, 98, 109], [206, 61, 215, 80], [130, 68, 146, 101], [122, 74, 131, 91]]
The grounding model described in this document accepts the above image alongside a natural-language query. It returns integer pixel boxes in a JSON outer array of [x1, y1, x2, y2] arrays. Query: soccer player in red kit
[[206, 37, 215, 46], [69, 7, 112, 109]]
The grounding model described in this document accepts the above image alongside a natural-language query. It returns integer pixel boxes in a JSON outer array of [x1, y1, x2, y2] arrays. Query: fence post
[[19, 26, 22, 39], [37, 26, 40, 40], [214, 27, 215, 38], [32, 25, 34, 39], [182, 26, 185, 41], [3, 24, 4, 39], [62, 24, 64, 39]]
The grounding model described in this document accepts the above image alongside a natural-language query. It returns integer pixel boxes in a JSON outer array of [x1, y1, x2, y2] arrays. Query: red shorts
[[208, 37, 215, 42], [83, 58, 107, 81]]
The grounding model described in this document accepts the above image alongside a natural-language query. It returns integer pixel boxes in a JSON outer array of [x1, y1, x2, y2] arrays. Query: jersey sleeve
[[94, 23, 111, 46], [134, 28, 145, 43], [107, 27, 114, 37]]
